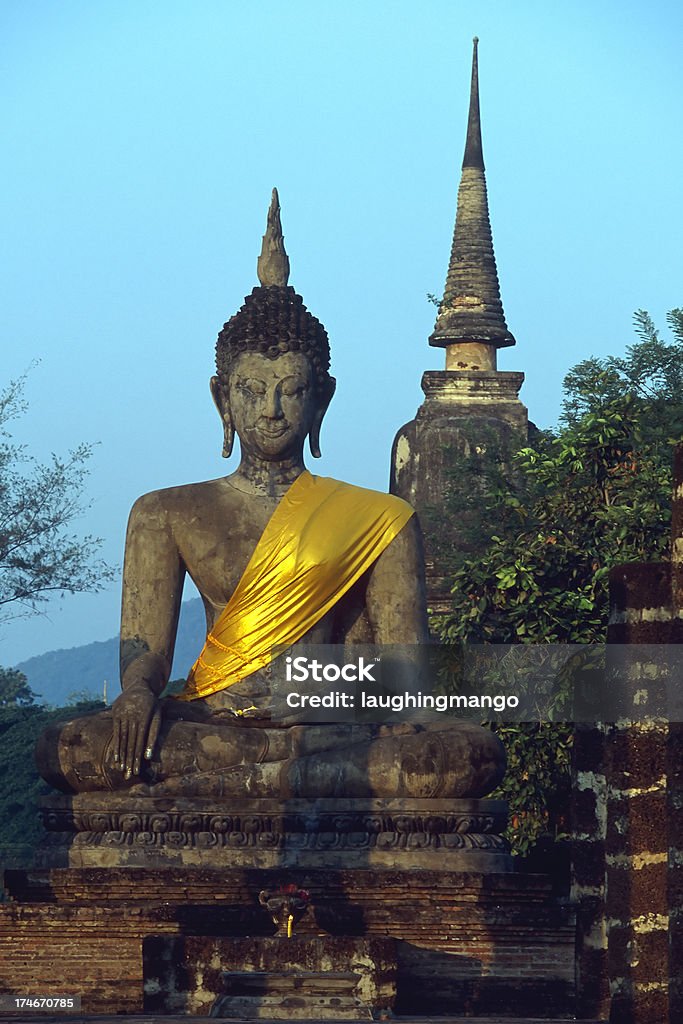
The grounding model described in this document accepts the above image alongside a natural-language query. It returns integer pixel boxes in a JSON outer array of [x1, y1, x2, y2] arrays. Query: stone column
[[668, 445, 683, 1021], [601, 442, 683, 1022], [571, 722, 609, 1020]]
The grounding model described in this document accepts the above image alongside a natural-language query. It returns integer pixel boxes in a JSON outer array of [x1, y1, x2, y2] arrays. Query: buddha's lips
[[258, 425, 288, 437]]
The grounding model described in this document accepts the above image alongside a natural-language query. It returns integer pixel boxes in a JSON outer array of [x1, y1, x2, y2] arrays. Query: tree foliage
[[0, 666, 37, 709], [0, 375, 115, 622], [437, 309, 683, 854], [561, 308, 683, 427], [440, 400, 674, 646], [0, 690, 105, 875]]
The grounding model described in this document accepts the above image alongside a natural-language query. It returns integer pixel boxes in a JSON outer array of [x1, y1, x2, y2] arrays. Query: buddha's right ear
[[210, 376, 234, 459]]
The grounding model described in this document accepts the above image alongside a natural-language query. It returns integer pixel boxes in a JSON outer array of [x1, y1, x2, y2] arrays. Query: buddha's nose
[[264, 387, 284, 418]]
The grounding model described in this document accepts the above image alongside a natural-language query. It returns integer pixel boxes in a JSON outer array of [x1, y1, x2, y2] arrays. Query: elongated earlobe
[[309, 415, 323, 459], [210, 375, 235, 459], [309, 378, 336, 458], [221, 421, 235, 459]]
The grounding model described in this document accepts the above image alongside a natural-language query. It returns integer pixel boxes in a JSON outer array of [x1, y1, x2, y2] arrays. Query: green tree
[[0, 375, 115, 623], [437, 309, 683, 854], [0, 693, 105, 877], [0, 666, 37, 708], [440, 399, 673, 646], [0, 373, 114, 877], [561, 308, 683, 427]]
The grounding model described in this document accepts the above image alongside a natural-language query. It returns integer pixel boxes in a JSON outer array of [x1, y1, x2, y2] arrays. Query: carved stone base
[[38, 795, 512, 871]]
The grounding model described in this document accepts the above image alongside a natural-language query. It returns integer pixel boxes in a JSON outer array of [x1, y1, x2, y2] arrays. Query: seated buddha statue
[[36, 191, 504, 801]]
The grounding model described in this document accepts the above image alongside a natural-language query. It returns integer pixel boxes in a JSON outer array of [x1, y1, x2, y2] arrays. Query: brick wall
[[0, 867, 575, 1017]]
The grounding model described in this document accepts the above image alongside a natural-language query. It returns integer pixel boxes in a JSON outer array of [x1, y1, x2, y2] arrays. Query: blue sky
[[2, 0, 682, 668]]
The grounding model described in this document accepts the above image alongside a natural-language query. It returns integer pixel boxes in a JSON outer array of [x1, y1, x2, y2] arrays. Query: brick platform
[[0, 867, 575, 1018]]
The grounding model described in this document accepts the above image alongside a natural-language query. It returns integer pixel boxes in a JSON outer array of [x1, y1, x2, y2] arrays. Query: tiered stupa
[[391, 38, 528, 610]]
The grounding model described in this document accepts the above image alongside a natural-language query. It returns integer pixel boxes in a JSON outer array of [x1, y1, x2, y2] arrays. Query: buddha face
[[222, 351, 319, 461]]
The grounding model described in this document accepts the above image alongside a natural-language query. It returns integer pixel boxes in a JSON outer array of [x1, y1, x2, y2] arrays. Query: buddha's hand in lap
[[111, 682, 162, 780]]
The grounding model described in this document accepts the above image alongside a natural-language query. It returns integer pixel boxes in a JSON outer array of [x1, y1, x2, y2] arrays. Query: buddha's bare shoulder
[[128, 477, 244, 525]]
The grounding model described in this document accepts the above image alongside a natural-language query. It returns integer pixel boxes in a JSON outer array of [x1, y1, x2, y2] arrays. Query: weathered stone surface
[[607, 561, 676, 645], [572, 841, 606, 889], [605, 792, 668, 855], [573, 726, 606, 774], [256, 187, 290, 288], [391, 371, 527, 610], [609, 562, 671, 616], [36, 796, 512, 871], [389, 41, 527, 610], [0, 1017, 603, 1024], [209, 971, 373, 1020], [608, 987, 668, 1024], [144, 936, 396, 1017]]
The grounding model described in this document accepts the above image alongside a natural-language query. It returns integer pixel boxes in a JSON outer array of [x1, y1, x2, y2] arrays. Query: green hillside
[[14, 598, 206, 706]]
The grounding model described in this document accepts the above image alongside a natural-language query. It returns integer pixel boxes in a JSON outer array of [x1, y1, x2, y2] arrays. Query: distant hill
[[15, 599, 206, 706]]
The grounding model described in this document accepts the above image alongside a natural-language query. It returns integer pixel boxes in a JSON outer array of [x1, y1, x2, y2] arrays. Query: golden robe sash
[[177, 471, 414, 700]]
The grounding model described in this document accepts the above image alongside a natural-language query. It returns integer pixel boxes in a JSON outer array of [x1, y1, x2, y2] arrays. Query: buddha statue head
[[211, 190, 336, 462]]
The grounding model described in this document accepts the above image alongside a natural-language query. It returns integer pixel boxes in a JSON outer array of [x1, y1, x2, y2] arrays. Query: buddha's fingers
[[115, 716, 137, 775], [112, 715, 122, 764], [125, 720, 139, 779], [145, 707, 163, 762]]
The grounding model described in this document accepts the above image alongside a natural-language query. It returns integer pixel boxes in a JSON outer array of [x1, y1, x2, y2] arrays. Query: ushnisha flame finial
[[257, 187, 291, 287]]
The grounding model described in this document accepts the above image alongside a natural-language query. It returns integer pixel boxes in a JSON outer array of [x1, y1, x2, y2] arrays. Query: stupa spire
[[430, 38, 515, 365], [463, 36, 484, 170]]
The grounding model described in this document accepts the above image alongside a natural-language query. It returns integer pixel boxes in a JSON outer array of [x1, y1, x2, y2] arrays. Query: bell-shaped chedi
[[390, 38, 528, 612]]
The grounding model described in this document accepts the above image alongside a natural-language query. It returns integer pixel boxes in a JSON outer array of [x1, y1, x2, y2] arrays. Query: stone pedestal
[[37, 795, 512, 872], [0, 794, 575, 1017]]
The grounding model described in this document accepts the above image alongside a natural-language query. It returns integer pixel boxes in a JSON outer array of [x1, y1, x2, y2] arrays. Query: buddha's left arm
[[365, 515, 430, 644]]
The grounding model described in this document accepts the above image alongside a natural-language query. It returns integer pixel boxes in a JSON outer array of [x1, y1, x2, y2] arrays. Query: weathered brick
[[0, 866, 575, 1017]]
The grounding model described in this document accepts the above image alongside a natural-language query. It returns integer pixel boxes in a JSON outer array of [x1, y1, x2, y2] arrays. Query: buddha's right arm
[[119, 491, 185, 695], [114, 492, 185, 777]]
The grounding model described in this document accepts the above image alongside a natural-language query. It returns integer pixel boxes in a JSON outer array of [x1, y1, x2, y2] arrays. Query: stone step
[[0, 1017, 605, 1023]]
